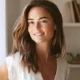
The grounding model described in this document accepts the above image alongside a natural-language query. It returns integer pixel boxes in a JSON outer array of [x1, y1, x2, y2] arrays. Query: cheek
[[28, 27, 32, 34], [44, 26, 55, 36]]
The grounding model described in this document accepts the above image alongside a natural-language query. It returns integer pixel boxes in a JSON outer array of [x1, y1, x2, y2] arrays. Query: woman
[[0, 0, 69, 80]]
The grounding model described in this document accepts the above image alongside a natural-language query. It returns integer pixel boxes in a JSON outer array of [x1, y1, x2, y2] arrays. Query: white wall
[[64, 27, 80, 56], [0, 0, 7, 65], [6, 0, 20, 54], [20, 0, 31, 13], [77, 0, 80, 3]]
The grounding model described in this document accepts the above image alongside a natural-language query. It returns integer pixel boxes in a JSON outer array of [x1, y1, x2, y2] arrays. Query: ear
[[54, 25, 56, 30]]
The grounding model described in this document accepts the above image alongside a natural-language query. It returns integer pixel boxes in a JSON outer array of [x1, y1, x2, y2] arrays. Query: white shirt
[[5, 52, 69, 80]]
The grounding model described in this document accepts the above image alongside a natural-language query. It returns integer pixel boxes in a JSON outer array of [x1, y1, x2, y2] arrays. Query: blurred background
[[0, 0, 80, 79]]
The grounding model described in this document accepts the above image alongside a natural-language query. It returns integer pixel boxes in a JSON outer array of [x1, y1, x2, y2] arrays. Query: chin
[[32, 39, 45, 43], [34, 40, 44, 43]]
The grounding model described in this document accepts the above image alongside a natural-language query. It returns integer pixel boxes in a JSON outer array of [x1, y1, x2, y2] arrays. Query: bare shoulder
[[0, 62, 8, 80]]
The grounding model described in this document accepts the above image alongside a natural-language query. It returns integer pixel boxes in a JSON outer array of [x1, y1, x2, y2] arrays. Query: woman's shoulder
[[57, 56, 69, 74], [57, 56, 68, 66], [5, 51, 24, 80], [56, 56, 69, 80], [0, 52, 21, 80], [5, 51, 22, 69], [6, 51, 21, 62]]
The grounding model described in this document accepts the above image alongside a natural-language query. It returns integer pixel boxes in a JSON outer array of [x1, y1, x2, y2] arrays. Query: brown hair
[[12, 0, 65, 73]]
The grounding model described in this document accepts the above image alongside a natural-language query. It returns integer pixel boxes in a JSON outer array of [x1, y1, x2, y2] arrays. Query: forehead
[[28, 7, 52, 19]]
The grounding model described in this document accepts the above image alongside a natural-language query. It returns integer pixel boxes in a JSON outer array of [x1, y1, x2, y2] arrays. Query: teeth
[[35, 33, 43, 36]]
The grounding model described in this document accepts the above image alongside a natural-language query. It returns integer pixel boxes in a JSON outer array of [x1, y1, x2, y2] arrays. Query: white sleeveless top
[[5, 52, 69, 80]]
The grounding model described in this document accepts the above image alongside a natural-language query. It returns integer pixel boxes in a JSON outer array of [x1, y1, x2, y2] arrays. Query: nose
[[34, 22, 40, 30]]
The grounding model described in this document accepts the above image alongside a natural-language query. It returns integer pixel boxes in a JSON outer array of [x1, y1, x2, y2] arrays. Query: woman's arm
[[0, 62, 8, 80]]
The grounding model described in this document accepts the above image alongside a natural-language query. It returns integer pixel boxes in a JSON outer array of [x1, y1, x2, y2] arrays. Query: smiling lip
[[34, 33, 44, 36]]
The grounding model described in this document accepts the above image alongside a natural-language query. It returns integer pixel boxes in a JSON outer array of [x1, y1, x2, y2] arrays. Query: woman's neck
[[36, 42, 51, 61]]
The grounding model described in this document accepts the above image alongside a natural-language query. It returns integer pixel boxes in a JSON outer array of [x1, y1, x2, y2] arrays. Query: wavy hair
[[12, 0, 65, 73]]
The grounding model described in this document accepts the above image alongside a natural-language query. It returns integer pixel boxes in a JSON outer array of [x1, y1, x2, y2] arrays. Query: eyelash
[[28, 21, 34, 25], [28, 20, 48, 25], [41, 20, 47, 23]]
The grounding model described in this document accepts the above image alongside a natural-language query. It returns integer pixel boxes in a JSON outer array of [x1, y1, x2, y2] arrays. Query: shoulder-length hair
[[12, 0, 65, 73]]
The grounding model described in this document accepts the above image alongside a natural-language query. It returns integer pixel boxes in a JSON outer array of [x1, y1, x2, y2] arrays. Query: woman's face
[[28, 7, 56, 43]]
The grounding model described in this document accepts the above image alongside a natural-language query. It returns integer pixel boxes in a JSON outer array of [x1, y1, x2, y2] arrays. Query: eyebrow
[[28, 17, 50, 20], [39, 17, 50, 20]]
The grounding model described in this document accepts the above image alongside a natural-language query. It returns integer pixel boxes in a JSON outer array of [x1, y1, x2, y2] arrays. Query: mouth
[[34, 33, 44, 36]]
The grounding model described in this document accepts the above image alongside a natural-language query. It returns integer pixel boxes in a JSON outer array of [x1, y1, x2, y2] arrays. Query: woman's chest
[[38, 59, 57, 80]]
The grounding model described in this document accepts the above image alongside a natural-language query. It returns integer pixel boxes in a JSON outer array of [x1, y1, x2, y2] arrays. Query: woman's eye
[[41, 20, 47, 23], [28, 21, 34, 25]]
